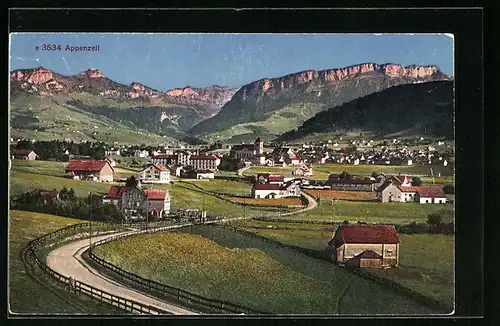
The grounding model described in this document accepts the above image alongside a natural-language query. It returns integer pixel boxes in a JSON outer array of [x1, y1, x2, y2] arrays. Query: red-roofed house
[[136, 163, 171, 184], [11, 149, 37, 160], [378, 183, 447, 204], [252, 183, 288, 198], [268, 175, 285, 185], [328, 224, 400, 268], [65, 160, 114, 182], [120, 186, 170, 219]]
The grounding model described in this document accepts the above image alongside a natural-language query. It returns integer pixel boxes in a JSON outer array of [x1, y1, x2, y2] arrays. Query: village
[[10, 136, 453, 271]]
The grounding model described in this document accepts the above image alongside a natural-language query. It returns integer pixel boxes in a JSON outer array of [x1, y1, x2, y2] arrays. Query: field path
[[280, 190, 318, 216], [46, 232, 199, 315]]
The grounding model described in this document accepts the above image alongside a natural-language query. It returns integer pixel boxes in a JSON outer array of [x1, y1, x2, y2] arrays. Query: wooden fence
[[87, 222, 268, 315], [222, 225, 453, 314], [23, 222, 173, 315]]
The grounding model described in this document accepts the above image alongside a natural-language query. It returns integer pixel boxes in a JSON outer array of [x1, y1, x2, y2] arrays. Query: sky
[[10, 33, 454, 91]]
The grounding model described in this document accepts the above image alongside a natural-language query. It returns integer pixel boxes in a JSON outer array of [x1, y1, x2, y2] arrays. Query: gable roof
[[255, 137, 263, 142], [12, 149, 35, 156], [268, 175, 285, 182], [196, 169, 214, 174], [354, 249, 382, 259], [328, 179, 374, 185], [231, 144, 255, 152], [415, 186, 446, 198], [190, 155, 219, 160], [144, 188, 169, 200], [150, 163, 170, 171], [66, 160, 112, 172], [253, 183, 281, 191], [104, 185, 130, 199], [336, 224, 400, 245]]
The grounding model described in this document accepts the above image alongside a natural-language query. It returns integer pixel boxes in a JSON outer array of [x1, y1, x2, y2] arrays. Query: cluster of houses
[[251, 174, 303, 199], [151, 151, 220, 179], [228, 137, 452, 168], [377, 175, 447, 204]]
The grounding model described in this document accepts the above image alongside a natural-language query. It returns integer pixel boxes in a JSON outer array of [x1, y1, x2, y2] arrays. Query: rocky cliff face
[[245, 63, 443, 97], [10, 66, 237, 107], [190, 62, 451, 138]]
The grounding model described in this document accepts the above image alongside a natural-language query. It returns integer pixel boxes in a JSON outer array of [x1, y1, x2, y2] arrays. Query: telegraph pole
[[243, 197, 246, 219], [145, 186, 149, 233], [89, 192, 92, 250]]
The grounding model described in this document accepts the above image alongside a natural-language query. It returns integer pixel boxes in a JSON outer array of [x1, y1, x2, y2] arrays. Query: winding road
[[46, 232, 199, 315]]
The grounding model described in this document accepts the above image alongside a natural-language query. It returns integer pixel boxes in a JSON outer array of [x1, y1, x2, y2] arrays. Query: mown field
[[282, 201, 454, 224], [8, 210, 122, 314], [304, 189, 377, 201], [93, 226, 435, 315], [221, 195, 304, 208], [9, 171, 113, 198], [182, 179, 252, 197], [230, 220, 454, 310], [152, 183, 292, 217]]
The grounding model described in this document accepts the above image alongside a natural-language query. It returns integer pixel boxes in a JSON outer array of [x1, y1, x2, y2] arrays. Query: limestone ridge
[[9, 67, 237, 109], [190, 63, 451, 138]]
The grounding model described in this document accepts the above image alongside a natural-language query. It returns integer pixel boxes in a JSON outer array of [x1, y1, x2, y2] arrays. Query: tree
[[339, 171, 350, 180], [68, 188, 76, 200], [125, 176, 139, 187], [411, 176, 423, 186], [60, 187, 69, 200], [371, 172, 379, 179], [443, 184, 455, 194], [427, 213, 442, 227]]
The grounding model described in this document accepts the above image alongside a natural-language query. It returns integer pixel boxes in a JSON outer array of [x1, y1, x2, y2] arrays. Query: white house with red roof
[[136, 163, 171, 184], [328, 224, 400, 268], [65, 160, 114, 182], [378, 183, 447, 204], [195, 170, 215, 179], [120, 186, 170, 219], [11, 149, 37, 160]]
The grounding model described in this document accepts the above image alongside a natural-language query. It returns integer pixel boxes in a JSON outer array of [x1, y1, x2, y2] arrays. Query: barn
[[328, 224, 400, 268]]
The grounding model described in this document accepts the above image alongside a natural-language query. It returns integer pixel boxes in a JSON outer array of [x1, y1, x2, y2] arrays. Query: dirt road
[[46, 232, 199, 315], [280, 190, 318, 216]]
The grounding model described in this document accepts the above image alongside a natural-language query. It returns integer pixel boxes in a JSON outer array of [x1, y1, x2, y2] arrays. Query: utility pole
[[145, 186, 149, 233], [89, 192, 92, 250]]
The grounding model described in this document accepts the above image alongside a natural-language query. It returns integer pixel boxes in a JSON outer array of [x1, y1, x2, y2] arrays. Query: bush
[[427, 213, 442, 226], [443, 184, 455, 194], [411, 177, 423, 186]]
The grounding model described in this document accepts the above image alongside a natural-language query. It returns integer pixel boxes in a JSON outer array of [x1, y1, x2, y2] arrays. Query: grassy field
[[221, 195, 304, 208], [304, 189, 377, 201], [311, 164, 454, 178], [182, 179, 252, 197], [10, 159, 67, 177], [285, 201, 454, 224], [93, 226, 435, 314], [9, 171, 114, 198], [230, 220, 454, 310], [8, 210, 121, 314], [152, 183, 290, 217], [242, 164, 454, 181]]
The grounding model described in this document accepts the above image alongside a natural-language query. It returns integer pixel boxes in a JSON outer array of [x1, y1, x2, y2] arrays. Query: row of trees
[[11, 188, 123, 223], [13, 140, 107, 161]]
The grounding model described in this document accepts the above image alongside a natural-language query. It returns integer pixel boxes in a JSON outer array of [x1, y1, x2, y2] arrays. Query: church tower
[[255, 137, 263, 155]]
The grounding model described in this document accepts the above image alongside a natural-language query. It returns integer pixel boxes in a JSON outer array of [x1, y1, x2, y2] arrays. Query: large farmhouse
[[151, 152, 220, 171], [326, 177, 376, 192], [328, 224, 400, 268], [65, 160, 114, 182], [136, 163, 171, 184], [119, 186, 170, 219], [251, 181, 301, 199]]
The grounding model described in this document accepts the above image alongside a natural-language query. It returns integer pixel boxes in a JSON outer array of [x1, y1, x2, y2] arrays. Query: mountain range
[[9, 63, 453, 145]]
